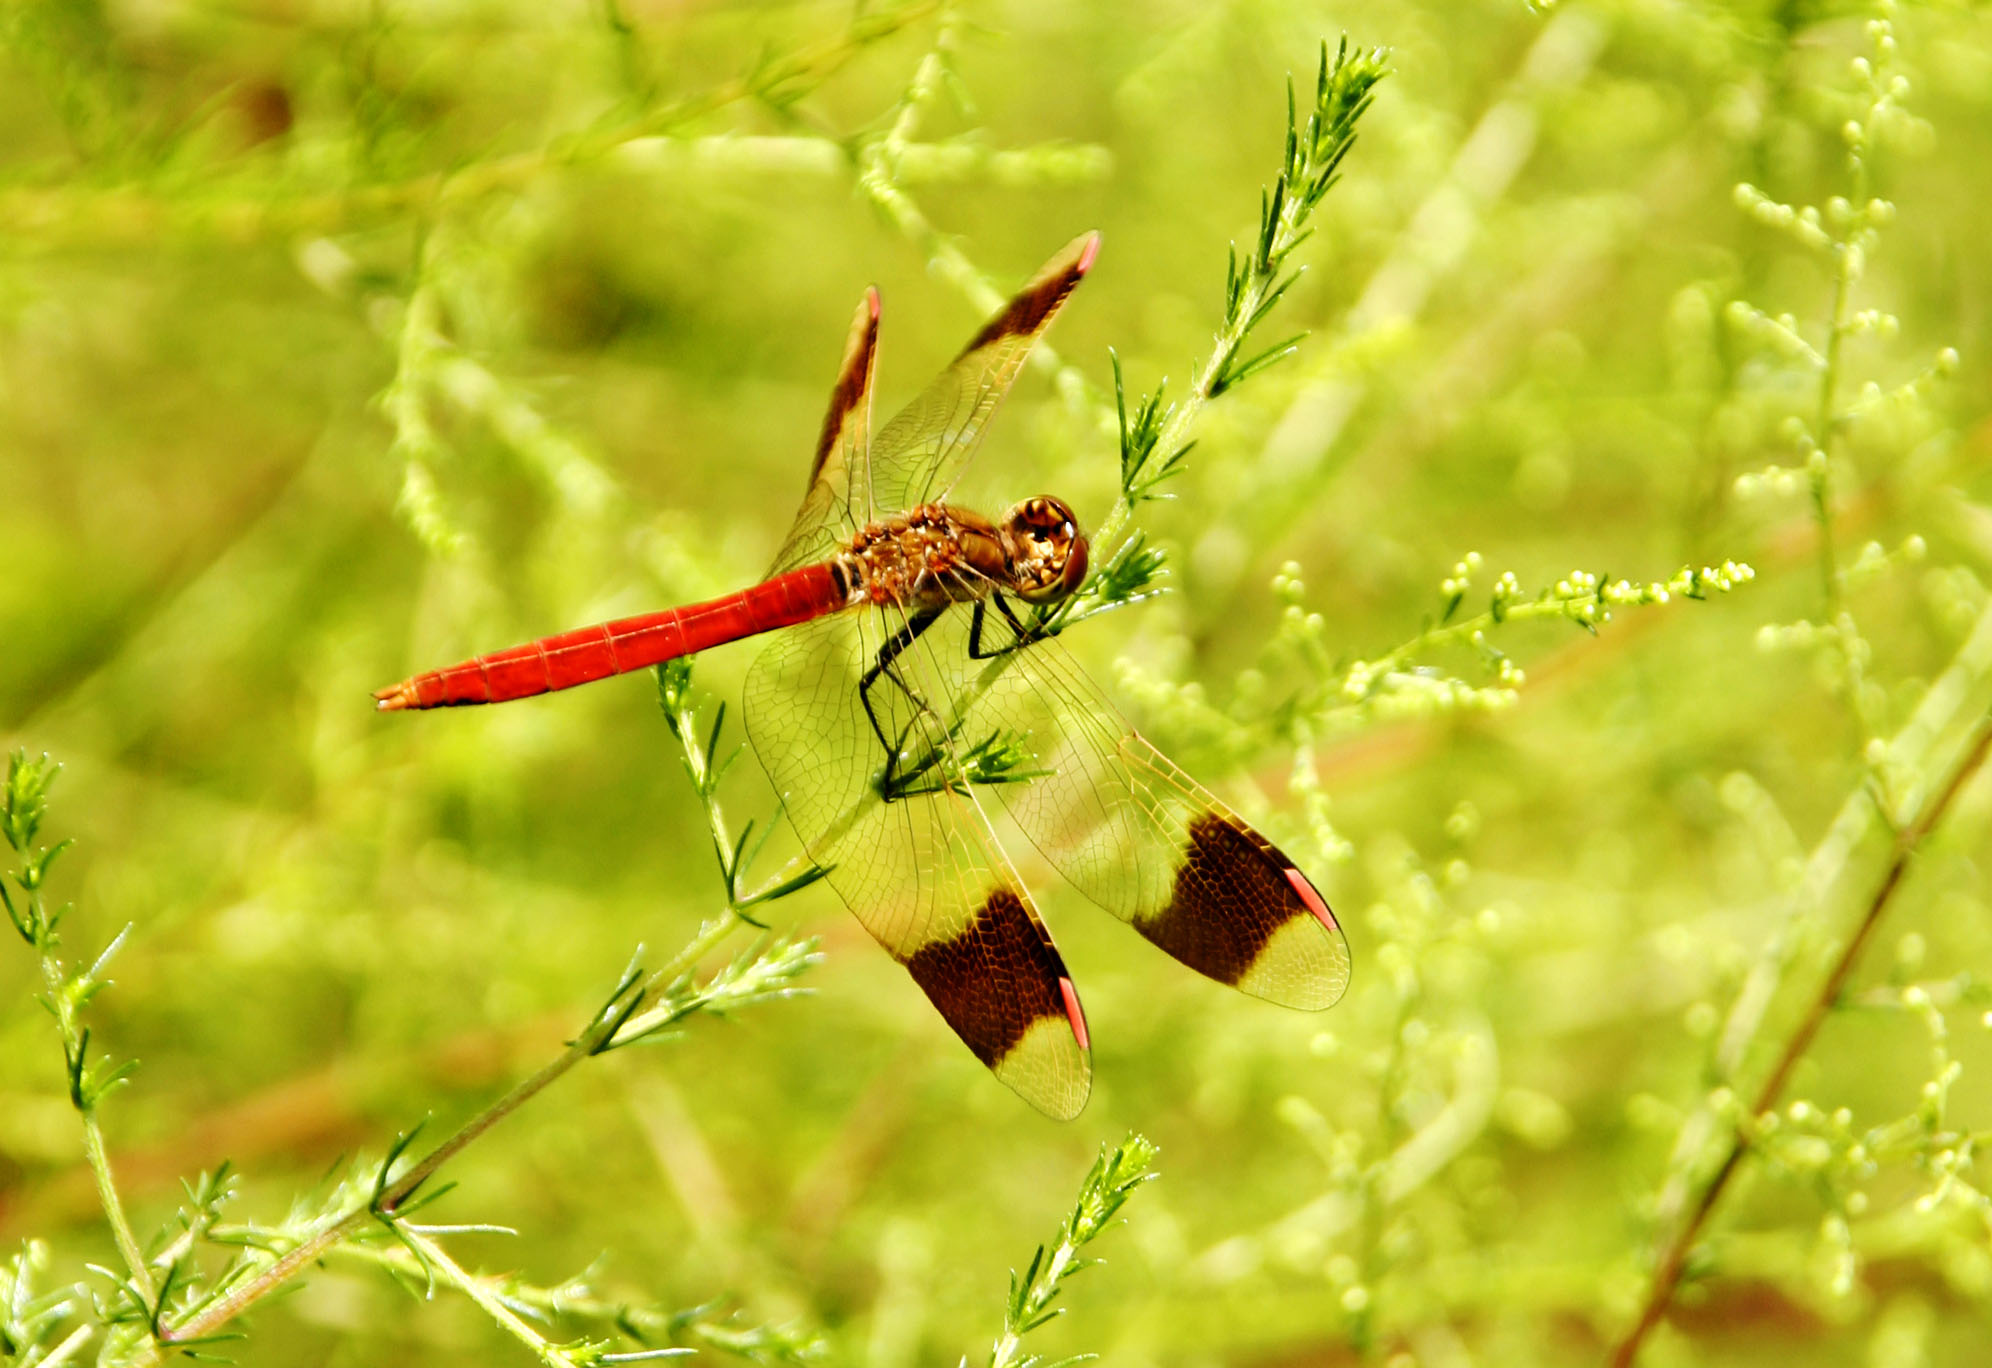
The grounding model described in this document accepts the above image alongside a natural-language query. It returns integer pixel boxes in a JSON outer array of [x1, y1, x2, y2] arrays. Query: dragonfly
[[375, 233, 1350, 1118]]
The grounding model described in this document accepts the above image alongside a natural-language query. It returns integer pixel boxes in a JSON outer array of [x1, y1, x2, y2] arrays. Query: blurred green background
[[4, 0, 1992, 1364]]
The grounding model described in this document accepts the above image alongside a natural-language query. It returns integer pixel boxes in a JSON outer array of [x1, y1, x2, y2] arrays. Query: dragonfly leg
[[861, 607, 945, 794], [966, 595, 1038, 660]]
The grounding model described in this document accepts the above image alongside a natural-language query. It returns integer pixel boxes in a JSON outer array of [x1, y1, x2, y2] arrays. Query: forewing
[[743, 605, 1091, 1119], [770, 288, 880, 575], [864, 233, 1099, 517], [929, 610, 1351, 1009]]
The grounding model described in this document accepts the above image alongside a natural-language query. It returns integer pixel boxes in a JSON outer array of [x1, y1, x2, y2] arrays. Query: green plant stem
[[144, 912, 749, 1360], [1347, 576, 1698, 686], [395, 1226, 576, 1366], [301, 1236, 811, 1360], [1608, 714, 1992, 1368], [74, 1090, 155, 1309], [0, 0, 942, 246], [987, 1135, 1157, 1368], [1081, 264, 1251, 564], [859, 8, 986, 299], [146, 1049, 588, 1354], [1807, 200, 1872, 756], [1812, 246, 1854, 628], [1808, 64, 1886, 748], [38, 1323, 96, 1368], [18, 893, 156, 1310], [1091, 41, 1384, 565], [656, 663, 826, 911], [985, 1240, 1077, 1368], [147, 664, 803, 1358]]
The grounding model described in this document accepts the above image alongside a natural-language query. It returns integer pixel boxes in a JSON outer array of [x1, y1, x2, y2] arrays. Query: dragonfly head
[[1001, 495, 1089, 605]]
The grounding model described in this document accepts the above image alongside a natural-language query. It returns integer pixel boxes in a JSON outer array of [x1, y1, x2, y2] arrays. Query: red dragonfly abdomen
[[375, 562, 851, 711]]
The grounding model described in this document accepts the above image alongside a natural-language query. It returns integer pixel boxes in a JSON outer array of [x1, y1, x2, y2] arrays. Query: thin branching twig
[[132, 666, 820, 1362], [1610, 716, 1992, 1367]]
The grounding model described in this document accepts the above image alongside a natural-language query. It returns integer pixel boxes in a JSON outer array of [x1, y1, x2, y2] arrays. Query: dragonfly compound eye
[[1004, 496, 1089, 603]]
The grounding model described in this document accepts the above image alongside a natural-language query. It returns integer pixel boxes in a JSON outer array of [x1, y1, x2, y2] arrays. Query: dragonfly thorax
[[842, 499, 1087, 612]]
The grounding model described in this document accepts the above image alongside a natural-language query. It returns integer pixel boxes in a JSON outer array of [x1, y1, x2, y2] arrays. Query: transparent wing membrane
[[745, 231, 1341, 1117], [768, 234, 1096, 580], [744, 601, 1090, 1119], [770, 289, 880, 575], [921, 606, 1351, 1009], [865, 233, 1099, 516]]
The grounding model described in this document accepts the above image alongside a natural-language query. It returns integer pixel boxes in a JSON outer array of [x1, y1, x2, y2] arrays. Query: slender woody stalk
[[1609, 717, 1992, 1368]]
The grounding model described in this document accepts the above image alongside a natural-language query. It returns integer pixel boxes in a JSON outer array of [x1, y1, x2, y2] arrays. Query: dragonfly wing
[[770, 288, 880, 576], [864, 233, 1099, 516], [928, 609, 1351, 1010], [744, 607, 1091, 1119]]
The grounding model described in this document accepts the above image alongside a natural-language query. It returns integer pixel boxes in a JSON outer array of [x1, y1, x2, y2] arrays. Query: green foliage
[[987, 1134, 1157, 1368], [656, 659, 827, 914], [1209, 40, 1386, 400], [2, 716, 828, 1366], [5, 1, 1992, 1366], [1087, 40, 1389, 618]]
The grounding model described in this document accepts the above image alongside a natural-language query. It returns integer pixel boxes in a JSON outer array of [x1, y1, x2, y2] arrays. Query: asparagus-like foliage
[[122, 665, 825, 1363], [1056, 39, 1389, 629], [984, 1134, 1159, 1368], [657, 657, 829, 916], [2, 753, 155, 1328], [1118, 41, 1385, 509]]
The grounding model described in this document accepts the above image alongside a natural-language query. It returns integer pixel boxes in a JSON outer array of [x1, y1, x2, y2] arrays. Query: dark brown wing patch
[[957, 231, 1101, 357], [863, 231, 1102, 514], [767, 288, 881, 575], [808, 286, 881, 490], [1139, 814, 1340, 990], [905, 888, 1082, 1067], [873, 610, 1350, 1014]]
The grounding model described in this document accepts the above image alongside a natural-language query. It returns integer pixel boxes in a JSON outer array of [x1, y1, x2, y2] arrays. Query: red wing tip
[[1283, 866, 1337, 932], [1073, 230, 1101, 275], [1057, 976, 1090, 1052]]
